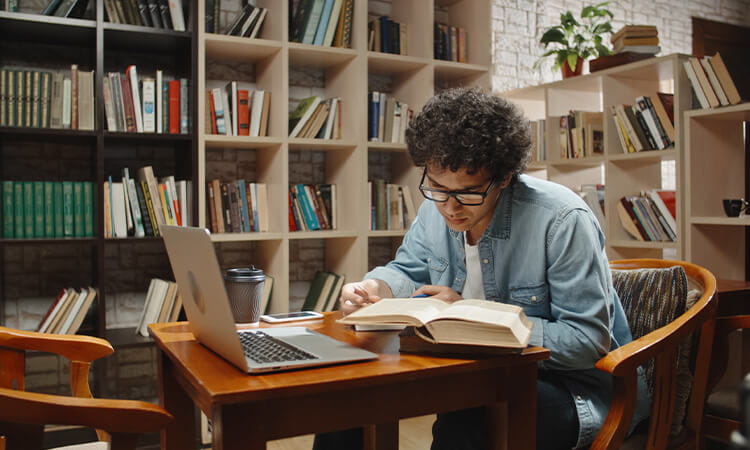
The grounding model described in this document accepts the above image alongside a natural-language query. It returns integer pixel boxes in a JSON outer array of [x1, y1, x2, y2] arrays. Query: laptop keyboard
[[238, 331, 319, 364]]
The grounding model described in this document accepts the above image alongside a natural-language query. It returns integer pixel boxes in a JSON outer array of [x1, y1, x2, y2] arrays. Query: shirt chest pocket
[[427, 256, 449, 284], [508, 284, 549, 316]]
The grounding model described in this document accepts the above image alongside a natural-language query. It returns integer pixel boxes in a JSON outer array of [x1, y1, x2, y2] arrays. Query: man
[[314, 88, 649, 450]]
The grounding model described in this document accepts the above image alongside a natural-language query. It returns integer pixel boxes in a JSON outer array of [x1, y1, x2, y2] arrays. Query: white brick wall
[[492, 0, 750, 92]]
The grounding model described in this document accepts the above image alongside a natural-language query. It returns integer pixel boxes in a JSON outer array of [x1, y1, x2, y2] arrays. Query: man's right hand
[[339, 279, 389, 316]]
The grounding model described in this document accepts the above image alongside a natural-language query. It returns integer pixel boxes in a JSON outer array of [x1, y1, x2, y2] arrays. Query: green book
[[82, 181, 94, 237], [33, 181, 44, 237], [44, 181, 55, 237], [6, 69, 15, 127], [23, 181, 34, 238], [2, 180, 13, 238], [0, 69, 7, 127], [13, 182, 23, 238], [54, 182, 64, 237], [62, 181, 74, 237], [73, 181, 84, 237], [302, 270, 334, 312]]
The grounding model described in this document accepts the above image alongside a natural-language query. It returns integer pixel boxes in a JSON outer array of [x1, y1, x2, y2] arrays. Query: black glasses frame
[[418, 169, 497, 206]]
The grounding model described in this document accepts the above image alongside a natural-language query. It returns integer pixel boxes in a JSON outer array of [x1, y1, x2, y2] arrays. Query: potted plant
[[536, 2, 614, 78]]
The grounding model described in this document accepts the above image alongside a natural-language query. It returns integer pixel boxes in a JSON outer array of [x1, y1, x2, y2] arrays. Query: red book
[[168, 80, 180, 134], [120, 75, 137, 132], [237, 89, 250, 136], [288, 191, 297, 231], [656, 190, 676, 219]]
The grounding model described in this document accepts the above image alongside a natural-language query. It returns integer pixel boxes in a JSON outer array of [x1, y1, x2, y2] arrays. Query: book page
[[338, 297, 450, 326], [437, 299, 522, 325]]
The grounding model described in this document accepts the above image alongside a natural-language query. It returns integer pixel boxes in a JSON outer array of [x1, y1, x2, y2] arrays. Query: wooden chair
[[0, 326, 172, 450], [590, 259, 718, 450]]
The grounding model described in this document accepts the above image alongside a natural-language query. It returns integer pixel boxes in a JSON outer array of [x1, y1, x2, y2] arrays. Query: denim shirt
[[365, 174, 650, 448]]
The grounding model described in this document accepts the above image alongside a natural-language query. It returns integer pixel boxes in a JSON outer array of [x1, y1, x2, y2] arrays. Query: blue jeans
[[312, 370, 579, 450]]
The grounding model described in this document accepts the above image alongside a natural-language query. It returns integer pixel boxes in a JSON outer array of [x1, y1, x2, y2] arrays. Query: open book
[[337, 298, 533, 348]]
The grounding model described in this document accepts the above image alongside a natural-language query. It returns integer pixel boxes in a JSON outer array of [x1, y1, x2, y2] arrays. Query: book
[[38, 288, 70, 333], [700, 56, 729, 106], [688, 57, 720, 108], [167, 0, 185, 31], [683, 60, 711, 109], [126, 65, 144, 131], [708, 52, 750, 105], [338, 297, 533, 348], [289, 96, 321, 138]]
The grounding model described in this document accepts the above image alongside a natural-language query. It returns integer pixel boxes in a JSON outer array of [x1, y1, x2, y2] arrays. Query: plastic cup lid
[[224, 265, 264, 282]]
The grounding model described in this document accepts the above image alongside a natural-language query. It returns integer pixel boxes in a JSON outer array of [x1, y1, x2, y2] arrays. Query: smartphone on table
[[260, 311, 324, 323]]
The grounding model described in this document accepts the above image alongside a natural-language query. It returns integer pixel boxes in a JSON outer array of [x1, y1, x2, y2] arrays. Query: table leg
[[158, 350, 196, 450], [213, 404, 267, 450], [364, 422, 398, 450], [505, 364, 538, 450]]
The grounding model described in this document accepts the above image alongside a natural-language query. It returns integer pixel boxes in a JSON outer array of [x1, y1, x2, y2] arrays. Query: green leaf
[[567, 54, 579, 71], [540, 28, 566, 45], [595, 43, 612, 56]]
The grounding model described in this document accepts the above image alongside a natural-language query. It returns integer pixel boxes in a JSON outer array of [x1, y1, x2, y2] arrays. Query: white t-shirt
[[462, 236, 485, 299]]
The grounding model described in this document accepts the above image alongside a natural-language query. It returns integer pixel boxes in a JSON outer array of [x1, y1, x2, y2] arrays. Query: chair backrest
[[0, 326, 171, 450], [591, 259, 718, 450]]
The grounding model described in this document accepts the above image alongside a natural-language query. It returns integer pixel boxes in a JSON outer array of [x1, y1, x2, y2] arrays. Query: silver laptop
[[161, 225, 378, 374]]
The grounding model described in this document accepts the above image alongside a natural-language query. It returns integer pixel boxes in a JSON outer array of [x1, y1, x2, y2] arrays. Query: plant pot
[[561, 58, 583, 78]]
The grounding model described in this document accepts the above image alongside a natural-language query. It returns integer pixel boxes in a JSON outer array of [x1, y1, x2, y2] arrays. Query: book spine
[[23, 182, 34, 238], [135, 181, 154, 236], [43, 181, 54, 237], [141, 77, 156, 132], [73, 181, 85, 237], [237, 89, 250, 136], [179, 78, 188, 133], [83, 181, 94, 237], [2, 180, 13, 238], [13, 182, 23, 238], [168, 80, 180, 134], [140, 180, 160, 236], [295, 184, 321, 230], [53, 182, 63, 237], [62, 181, 74, 237]]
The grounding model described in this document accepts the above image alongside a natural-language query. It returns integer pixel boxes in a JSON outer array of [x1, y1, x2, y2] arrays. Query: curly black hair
[[405, 87, 531, 180]]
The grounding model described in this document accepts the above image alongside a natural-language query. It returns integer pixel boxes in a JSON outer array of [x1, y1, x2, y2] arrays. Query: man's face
[[422, 165, 504, 238]]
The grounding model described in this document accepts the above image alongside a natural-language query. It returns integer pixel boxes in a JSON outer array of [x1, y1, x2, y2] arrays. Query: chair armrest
[[0, 327, 113, 363], [0, 387, 172, 433]]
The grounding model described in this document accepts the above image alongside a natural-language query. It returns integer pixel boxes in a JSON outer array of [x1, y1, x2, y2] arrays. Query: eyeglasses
[[418, 170, 497, 206]]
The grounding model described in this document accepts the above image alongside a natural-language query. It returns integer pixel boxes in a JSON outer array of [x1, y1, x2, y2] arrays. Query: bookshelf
[[503, 53, 692, 260], [684, 103, 750, 280]]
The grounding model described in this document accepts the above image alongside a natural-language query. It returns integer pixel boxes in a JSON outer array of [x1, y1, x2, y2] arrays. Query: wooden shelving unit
[[503, 53, 692, 260]]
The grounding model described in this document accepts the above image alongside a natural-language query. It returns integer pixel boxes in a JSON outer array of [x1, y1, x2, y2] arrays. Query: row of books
[[206, 179, 269, 234], [103, 0, 186, 31], [301, 270, 344, 312], [104, 167, 191, 238], [434, 22, 468, 63], [224, 3, 267, 38], [207, 84, 270, 137], [290, 0, 354, 48], [368, 92, 412, 144], [369, 180, 416, 231], [0, 65, 95, 130], [683, 52, 749, 109], [135, 278, 183, 337], [289, 183, 336, 231], [530, 119, 547, 162], [609, 93, 675, 153], [557, 111, 604, 159], [40, 0, 89, 18], [368, 15, 407, 55], [2, 181, 94, 239], [617, 190, 677, 242], [288, 96, 342, 139], [38, 286, 98, 334], [103, 66, 189, 134]]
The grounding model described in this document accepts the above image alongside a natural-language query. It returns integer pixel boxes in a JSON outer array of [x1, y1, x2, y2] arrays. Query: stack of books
[[101, 0, 187, 31], [207, 83, 270, 137], [40, 0, 90, 18], [367, 92, 413, 144], [2, 180, 95, 239], [434, 22, 468, 62], [609, 93, 675, 153], [103, 66, 188, 134], [289, 183, 335, 232], [530, 119, 546, 162], [135, 278, 183, 337], [556, 111, 604, 159], [223, 4, 268, 38], [301, 270, 345, 312], [103, 166, 191, 239], [288, 96, 342, 139], [206, 179, 268, 234], [590, 25, 659, 72], [617, 190, 677, 242], [368, 180, 416, 231], [290, 0, 354, 48], [683, 52, 749, 109], [0, 65, 95, 130], [38, 287, 97, 335], [368, 15, 407, 55]]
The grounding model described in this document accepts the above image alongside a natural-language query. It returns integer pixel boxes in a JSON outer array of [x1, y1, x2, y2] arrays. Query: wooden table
[[149, 314, 550, 450]]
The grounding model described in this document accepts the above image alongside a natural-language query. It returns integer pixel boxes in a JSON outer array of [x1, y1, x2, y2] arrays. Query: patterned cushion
[[611, 265, 691, 437]]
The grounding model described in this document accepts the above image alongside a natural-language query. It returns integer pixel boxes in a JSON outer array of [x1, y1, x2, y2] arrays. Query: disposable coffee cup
[[224, 266, 265, 325]]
